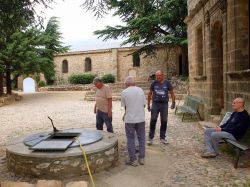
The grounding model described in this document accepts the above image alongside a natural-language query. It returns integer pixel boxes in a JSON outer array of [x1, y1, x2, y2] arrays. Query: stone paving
[[0, 91, 250, 186]]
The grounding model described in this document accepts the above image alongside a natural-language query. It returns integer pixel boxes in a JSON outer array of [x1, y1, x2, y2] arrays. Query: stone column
[[221, 0, 228, 113], [234, 0, 249, 70]]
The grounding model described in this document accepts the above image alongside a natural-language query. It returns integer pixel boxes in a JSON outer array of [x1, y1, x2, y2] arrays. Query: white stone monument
[[23, 77, 36, 93]]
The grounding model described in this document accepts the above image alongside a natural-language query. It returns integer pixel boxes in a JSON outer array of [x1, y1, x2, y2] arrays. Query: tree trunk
[[6, 70, 11, 94], [13, 75, 19, 89], [0, 72, 3, 96]]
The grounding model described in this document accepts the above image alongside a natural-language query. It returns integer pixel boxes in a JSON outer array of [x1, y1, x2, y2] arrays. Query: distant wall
[[53, 45, 182, 83]]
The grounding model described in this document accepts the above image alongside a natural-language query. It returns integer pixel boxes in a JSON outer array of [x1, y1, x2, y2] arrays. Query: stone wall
[[0, 180, 88, 187], [54, 49, 116, 84], [185, 0, 249, 119], [53, 46, 182, 83], [0, 93, 22, 107]]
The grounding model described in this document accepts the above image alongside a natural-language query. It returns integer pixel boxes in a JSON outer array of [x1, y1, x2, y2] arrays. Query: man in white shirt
[[121, 76, 146, 166]]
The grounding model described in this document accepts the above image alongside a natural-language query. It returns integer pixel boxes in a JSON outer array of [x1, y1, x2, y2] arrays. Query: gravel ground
[[0, 91, 250, 186]]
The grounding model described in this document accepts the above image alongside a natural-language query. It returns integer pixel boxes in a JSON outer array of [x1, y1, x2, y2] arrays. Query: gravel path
[[0, 91, 250, 186]]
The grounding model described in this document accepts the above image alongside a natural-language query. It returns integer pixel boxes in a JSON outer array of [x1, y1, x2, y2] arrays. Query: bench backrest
[[186, 96, 202, 111], [182, 95, 189, 106], [219, 112, 233, 126]]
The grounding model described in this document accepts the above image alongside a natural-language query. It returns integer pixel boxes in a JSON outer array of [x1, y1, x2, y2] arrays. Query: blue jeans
[[96, 110, 113, 133], [204, 128, 236, 154], [149, 102, 168, 140], [125, 122, 145, 161]]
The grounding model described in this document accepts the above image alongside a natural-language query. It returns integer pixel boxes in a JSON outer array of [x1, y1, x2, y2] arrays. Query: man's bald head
[[124, 76, 135, 87], [155, 70, 164, 82], [232, 97, 245, 112]]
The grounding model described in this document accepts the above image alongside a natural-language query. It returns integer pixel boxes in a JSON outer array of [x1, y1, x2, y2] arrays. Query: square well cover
[[31, 139, 74, 151]]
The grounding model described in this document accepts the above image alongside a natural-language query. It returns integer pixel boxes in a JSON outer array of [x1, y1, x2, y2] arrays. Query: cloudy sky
[[40, 0, 126, 51]]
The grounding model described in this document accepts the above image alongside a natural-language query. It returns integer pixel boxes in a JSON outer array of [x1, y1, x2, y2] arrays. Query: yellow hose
[[74, 137, 96, 187]]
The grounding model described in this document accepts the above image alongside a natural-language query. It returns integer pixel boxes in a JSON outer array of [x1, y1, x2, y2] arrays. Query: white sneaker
[[138, 158, 145, 165], [125, 159, 139, 167], [147, 139, 153, 145], [160, 139, 169, 145]]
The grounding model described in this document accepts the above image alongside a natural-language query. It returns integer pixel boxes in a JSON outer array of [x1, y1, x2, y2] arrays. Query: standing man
[[147, 70, 176, 145], [202, 98, 250, 158], [93, 77, 113, 133], [121, 76, 146, 166]]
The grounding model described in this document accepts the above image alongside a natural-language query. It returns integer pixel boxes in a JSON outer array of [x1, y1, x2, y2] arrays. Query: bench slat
[[226, 139, 249, 151], [176, 106, 196, 114]]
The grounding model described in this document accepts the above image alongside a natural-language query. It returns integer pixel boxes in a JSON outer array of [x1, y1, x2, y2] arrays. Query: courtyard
[[0, 91, 250, 186]]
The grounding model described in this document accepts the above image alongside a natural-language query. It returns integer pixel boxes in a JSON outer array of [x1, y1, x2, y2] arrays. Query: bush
[[38, 80, 46, 87], [102, 74, 115, 83], [34, 73, 40, 83], [68, 73, 96, 84]]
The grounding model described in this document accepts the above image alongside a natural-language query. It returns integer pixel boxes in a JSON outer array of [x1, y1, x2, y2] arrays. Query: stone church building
[[185, 0, 249, 119], [53, 45, 187, 83]]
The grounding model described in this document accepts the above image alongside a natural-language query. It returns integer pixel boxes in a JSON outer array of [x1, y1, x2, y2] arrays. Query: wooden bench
[[202, 112, 250, 168], [175, 95, 202, 121], [216, 112, 250, 169], [225, 126, 250, 168]]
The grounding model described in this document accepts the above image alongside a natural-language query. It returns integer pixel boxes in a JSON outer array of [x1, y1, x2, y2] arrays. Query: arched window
[[133, 53, 140, 67], [85, 57, 92, 72], [62, 60, 68, 73]]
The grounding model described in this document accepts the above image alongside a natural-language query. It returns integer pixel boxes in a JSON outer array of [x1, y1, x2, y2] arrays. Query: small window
[[62, 60, 68, 73], [85, 57, 92, 72], [133, 53, 140, 67]]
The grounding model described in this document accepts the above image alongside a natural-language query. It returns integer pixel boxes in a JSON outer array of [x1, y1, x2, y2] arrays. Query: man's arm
[[169, 90, 176, 109], [108, 98, 112, 118], [169, 90, 176, 103], [94, 103, 97, 113]]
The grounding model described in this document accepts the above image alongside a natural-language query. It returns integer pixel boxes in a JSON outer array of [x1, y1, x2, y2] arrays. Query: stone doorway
[[23, 77, 36, 93], [210, 21, 223, 114]]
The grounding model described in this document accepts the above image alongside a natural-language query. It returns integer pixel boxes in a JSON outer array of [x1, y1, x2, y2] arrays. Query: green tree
[[82, 0, 187, 58], [0, 0, 54, 95], [41, 16, 69, 84], [0, 28, 48, 90]]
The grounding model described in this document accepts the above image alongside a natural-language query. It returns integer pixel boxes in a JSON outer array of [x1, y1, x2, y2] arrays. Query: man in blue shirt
[[202, 98, 250, 158], [147, 70, 176, 145]]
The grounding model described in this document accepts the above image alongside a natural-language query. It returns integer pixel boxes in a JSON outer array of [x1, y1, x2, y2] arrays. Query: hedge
[[102, 74, 115, 83], [68, 73, 96, 84]]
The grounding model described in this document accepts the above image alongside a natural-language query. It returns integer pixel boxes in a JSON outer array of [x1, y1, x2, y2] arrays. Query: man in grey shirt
[[121, 76, 146, 166]]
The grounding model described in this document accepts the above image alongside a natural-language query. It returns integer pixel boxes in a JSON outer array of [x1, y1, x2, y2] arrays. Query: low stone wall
[[39, 78, 189, 94], [0, 93, 22, 107], [0, 180, 88, 187], [41, 78, 190, 102], [39, 84, 93, 92]]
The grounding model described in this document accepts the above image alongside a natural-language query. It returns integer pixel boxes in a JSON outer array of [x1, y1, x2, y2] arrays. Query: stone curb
[[0, 180, 88, 187]]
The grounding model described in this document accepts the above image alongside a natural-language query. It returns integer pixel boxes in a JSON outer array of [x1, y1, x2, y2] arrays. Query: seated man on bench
[[202, 97, 250, 158]]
